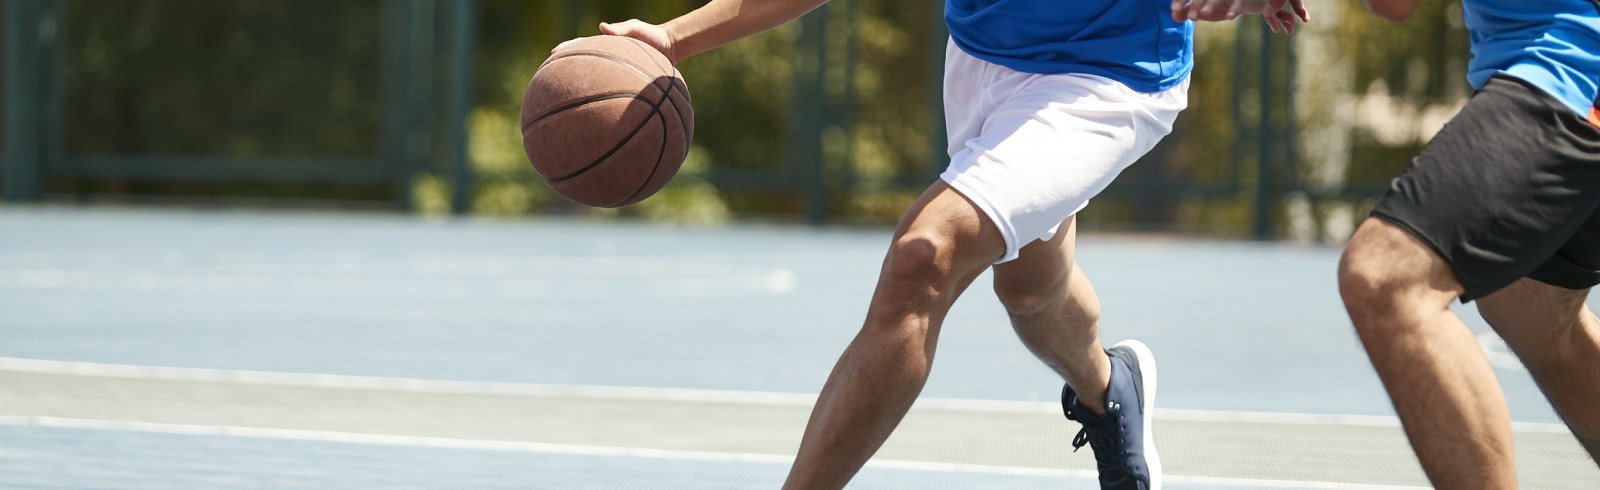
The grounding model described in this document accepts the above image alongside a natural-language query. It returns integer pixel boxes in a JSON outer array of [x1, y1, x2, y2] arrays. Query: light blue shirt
[[945, 0, 1193, 93], [1463, 0, 1600, 116]]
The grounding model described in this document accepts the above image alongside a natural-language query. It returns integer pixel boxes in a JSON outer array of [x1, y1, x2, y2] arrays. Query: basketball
[[520, 36, 694, 208]]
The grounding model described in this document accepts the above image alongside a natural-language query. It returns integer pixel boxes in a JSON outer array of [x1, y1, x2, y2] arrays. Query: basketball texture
[[520, 36, 694, 208]]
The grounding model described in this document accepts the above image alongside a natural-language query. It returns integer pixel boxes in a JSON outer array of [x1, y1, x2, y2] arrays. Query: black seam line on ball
[[604, 78, 688, 206], [606, 38, 691, 160], [609, 109, 670, 207], [539, 49, 678, 119], [545, 85, 672, 184], [536, 45, 687, 185], [547, 44, 690, 117], [664, 87, 690, 152], [613, 83, 690, 207], [612, 39, 692, 107], [548, 50, 666, 90], [608, 81, 691, 204], [617, 38, 685, 101], [522, 93, 643, 131]]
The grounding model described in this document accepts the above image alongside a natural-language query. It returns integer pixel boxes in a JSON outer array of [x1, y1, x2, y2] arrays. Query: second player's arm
[[1169, 0, 1310, 34]]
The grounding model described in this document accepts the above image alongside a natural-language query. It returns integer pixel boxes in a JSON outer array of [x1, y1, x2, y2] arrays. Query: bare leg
[[781, 181, 1006, 490], [1338, 218, 1516, 489], [992, 217, 1112, 411], [1477, 279, 1600, 463]]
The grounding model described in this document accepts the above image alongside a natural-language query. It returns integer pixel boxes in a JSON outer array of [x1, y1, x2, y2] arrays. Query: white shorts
[[940, 41, 1189, 263]]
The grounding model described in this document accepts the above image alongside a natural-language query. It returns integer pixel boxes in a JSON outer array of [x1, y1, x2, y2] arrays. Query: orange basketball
[[520, 36, 694, 208]]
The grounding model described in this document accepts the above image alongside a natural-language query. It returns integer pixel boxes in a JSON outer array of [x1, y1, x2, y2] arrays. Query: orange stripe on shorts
[[1590, 106, 1600, 129]]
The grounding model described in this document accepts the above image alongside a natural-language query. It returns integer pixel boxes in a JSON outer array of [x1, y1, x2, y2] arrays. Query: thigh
[[1340, 217, 1468, 313], [1369, 75, 1600, 301], [887, 180, 1009, 279], [1476, 278, 1591, 362]]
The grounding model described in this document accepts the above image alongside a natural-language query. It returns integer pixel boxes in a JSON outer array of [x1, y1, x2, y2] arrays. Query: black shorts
[[1371, 74, 1600, 302]]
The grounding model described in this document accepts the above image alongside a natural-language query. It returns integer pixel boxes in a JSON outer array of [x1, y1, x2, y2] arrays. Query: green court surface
[[0, 206, 1594, 488]]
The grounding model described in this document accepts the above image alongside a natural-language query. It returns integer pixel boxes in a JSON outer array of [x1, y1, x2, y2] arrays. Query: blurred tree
[[1293, 0, 1470, 241], [64, 0, 382, 157], [1, 1, 7, 156], [26, 0, 1474, 236]]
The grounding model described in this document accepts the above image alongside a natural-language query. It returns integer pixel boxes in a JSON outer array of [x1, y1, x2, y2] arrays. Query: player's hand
[[1172, 0, 1309, 32], [553, 19, 681, 64], [1261, 0, 1308, 34]]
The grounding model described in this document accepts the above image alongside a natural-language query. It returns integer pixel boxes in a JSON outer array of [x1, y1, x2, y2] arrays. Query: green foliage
[[1333, 0, 1471, 105], [64, 0, 383, 157], [1299, 0, 1471, 241], [24, 0, 1475, 238], [472, 0, 946, 224]]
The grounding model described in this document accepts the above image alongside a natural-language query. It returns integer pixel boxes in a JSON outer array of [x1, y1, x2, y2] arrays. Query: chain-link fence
[[2, 0, 474, 207], [1, 0, 1470, 239]]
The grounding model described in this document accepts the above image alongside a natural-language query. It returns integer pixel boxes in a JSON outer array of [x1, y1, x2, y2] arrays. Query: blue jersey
[[1463, 0, 1600, 116], [944, 0, 1193, 93]]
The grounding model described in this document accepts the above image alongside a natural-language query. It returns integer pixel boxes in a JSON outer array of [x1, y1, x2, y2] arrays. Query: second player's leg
[[991, 217, 1111, 409], [1338, 218, 1516, 489], [1477, 279, 1600, 463], [781, 180, 1005, 490]]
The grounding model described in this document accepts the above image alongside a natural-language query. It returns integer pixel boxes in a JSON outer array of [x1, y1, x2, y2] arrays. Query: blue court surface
[[0, 205, 1594, 488]]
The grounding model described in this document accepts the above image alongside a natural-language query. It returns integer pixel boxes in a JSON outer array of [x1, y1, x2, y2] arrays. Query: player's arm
[[556, 0, 830, 65], [1361, 0, 1422, 21]]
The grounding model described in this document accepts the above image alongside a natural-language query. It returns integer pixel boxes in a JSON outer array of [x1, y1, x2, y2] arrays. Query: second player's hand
[[1171, 0, 1310, 32], [552, 19, 681, 65], [1262, 3, 1304, 34]]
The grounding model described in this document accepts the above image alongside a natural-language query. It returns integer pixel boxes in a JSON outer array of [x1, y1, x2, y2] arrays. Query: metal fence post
[[1238, 21, 1295, 241], [926, 4, 947, 180], [402, 0, 434, 210], [380, 0, 435, 210], [1252, 21, 1274, 240], [792, 10, 827, 225], [3, 0, 44, 200], [448, 0, 476, 215]]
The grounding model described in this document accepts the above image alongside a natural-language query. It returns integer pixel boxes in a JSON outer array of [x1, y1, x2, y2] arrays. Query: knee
[[1337, 243, 1390, 318], [1337, 225, 1422, 332], [882, 230, 958, 292]]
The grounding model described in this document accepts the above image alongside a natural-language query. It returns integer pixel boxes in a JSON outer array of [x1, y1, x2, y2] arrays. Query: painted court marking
[[0, 355, 1569, 434], [0, 250, 799, 299], [0, 416, 1429, 490]]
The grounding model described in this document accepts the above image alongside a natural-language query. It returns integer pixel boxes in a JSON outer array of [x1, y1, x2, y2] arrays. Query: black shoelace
[[1071, 405, 1133, 476]]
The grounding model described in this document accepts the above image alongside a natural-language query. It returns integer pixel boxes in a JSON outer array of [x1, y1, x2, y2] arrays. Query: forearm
[[1362, 0, 1420, 21], [663, 0, 829, 61]]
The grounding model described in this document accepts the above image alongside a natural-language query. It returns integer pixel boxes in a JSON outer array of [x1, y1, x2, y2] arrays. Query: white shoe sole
[[1113, 339, 1161, 490]]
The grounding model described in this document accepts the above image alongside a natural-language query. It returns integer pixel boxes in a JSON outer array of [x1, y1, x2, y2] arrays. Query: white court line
[[0, 355, 1570, 434], [0, 250, 804, 299], [0, 267, 799, 299], [0, 416, 1429, 490]]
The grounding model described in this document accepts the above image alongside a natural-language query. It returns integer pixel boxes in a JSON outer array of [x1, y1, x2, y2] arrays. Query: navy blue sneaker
[[1062, 339, 1161, 490]]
